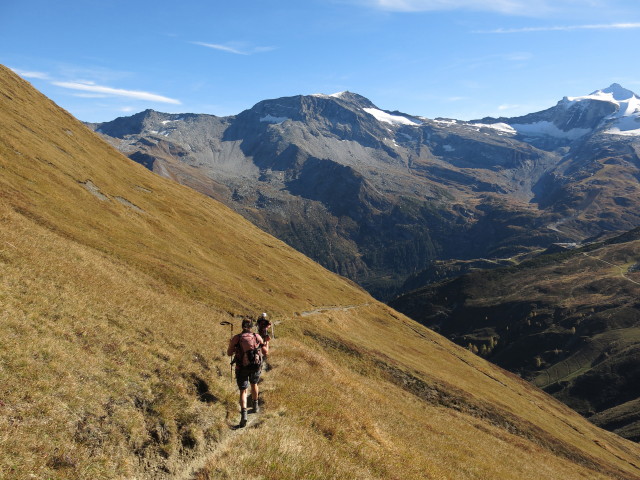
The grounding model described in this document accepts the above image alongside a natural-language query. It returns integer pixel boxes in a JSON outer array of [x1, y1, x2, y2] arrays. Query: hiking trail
[[299, 303, 370, 317], [174, 412, 264, 480], [582, 252, 640, 286], [173, 343, 275, 479]]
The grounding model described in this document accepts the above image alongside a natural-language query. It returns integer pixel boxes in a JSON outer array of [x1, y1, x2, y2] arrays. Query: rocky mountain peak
[[94, 108, 161, 138], [243, 90, 379, 124], [324, 91, 377, 109]]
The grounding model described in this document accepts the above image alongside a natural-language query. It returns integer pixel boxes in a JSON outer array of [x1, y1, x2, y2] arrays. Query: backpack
[[236, 333, 263, 372]]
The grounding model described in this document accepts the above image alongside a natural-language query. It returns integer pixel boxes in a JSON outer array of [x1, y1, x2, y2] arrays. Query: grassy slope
[[1, 65, 639, 480]]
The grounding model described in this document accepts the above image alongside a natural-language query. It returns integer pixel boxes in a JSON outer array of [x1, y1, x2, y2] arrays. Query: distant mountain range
[[89, 84, 640, 299]]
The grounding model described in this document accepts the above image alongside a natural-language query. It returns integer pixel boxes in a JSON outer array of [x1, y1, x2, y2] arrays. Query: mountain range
[[5, 64, 640, 479], [89, 84, 640, 299]]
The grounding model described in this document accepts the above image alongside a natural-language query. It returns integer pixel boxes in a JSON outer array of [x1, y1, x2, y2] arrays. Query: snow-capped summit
[[475, 84, 640, 140], [600, 83, 637, 100], [562, 84, 640, 136], [564, 83, 638, 105]]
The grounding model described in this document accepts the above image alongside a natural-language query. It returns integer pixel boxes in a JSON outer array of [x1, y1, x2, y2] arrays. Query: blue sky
[[2, 0, 640, 122]]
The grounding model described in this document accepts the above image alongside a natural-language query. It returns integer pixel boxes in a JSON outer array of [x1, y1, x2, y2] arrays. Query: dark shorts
[[235, 367, 261, 390]]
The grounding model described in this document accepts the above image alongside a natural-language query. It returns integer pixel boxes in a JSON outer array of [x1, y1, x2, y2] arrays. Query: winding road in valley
[[582, 252, 640, 286]]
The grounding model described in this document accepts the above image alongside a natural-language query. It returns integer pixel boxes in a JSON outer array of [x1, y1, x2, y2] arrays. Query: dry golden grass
[[0, 204, 236, 478], [1, 65, 640, 479], [195, 310, 640, 480]]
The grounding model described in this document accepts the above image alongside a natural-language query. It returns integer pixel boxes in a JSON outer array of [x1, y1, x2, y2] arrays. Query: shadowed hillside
[[390, 231, 640, 441], [2, 65, 640, 479]]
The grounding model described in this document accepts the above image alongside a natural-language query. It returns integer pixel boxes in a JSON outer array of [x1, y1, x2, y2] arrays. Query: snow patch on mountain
[[363, 108, 421, 126], [511, 121, 591, 140], [606, 116, 640, 136], [603, 93, 640, 136], [260, 115, 289, 124], [473, 123, 516, 135], [434, 119, 457, 125], [311, 91, 348, 99]]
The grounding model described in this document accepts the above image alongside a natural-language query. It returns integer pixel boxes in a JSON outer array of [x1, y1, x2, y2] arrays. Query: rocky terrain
[[89, 86, 640, 298]]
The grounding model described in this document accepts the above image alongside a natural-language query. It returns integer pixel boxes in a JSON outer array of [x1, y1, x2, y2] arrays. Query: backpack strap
[[230, 334, 242, 365]]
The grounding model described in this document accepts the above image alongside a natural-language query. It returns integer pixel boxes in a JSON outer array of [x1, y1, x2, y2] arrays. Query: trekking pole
[[220, 321, 234, 379]]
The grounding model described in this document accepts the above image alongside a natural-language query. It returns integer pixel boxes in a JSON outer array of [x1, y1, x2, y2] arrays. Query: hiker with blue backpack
[[227, 318, 269, 428]]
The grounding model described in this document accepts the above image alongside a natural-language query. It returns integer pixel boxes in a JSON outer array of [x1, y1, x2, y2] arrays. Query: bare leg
[[239, 388, 248, 410], [238, 388, 249, 427], [249, 383, 260, 413]]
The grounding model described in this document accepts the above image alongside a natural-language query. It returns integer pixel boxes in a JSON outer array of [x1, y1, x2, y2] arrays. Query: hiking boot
[[252, 398, 260, 414], [239, 409, 248, 428]]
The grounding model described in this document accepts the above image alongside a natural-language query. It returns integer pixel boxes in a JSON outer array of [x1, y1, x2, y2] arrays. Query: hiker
[[256, 312, 272, 348], [227, 318, 268, 427]]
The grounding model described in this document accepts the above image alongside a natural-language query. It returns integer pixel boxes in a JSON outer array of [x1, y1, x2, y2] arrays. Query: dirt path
[[582, 252, 640, 286], [174, 414, 262, 480], [299, 303, 370, 317]]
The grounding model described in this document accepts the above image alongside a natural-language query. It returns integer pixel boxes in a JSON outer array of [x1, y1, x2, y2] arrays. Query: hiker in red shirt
[[227, 318, 268, 427]]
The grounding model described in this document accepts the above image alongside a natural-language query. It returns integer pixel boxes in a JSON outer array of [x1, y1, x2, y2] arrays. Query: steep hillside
[[2, 65, 640, 480], [390, 230, 640, 441]]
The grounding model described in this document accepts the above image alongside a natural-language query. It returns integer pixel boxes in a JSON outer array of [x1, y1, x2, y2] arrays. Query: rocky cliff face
[[90, 86, 640, 298]]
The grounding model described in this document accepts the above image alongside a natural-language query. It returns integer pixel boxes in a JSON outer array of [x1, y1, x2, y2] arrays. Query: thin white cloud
[[192, 42, 249, 55], [440, 52, 532, 74], [503, 52, 532, 61], [498, 104, 521, 110], [192, 41, 276, 55], [357, 0, 631, 17], [252, 46, 278, 54], [9, 67, 50, 80], [479, 22, 640, 33], [52, 81, 181, 104], [360, 0, 557, 15], [72, 93, 109, 98]]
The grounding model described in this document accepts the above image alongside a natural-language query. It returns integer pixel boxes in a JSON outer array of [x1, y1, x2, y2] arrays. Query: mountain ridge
[[90, 84, 640, 299]]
